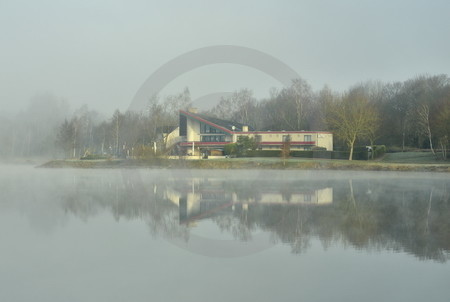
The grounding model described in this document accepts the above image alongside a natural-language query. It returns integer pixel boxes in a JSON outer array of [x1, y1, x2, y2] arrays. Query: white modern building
[[176, 109, 333, 155]]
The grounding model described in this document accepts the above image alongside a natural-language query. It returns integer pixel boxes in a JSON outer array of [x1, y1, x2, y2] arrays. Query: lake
[[0, 165, 449, 301]]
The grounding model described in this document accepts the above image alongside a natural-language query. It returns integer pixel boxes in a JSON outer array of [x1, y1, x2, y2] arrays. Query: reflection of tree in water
[[208, 177, 450, 262], [212, 214, 254, 241], [59, 174, 190, 241], [57, 173, 449, 262]]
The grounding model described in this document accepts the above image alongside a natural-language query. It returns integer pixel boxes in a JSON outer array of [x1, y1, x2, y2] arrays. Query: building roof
[[180, 110, 332, 135], [180, 110, 254, 133]]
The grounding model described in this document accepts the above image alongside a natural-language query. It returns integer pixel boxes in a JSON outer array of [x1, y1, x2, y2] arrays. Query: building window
[[282, 135, 291, 142], [179, 115, 187, 136], [304, 135, 312, 142], [200, 122, 223, 134], [201, 135, 225, 142]]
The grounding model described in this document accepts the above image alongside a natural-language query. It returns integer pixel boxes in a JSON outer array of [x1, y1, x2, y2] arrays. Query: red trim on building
[[179, 141, 315, 147], [234, 131, 332, 134], [259, 141, 315, 145], [180, 111, 333, 136], [179, 110, 233, 134], [179, 142, 229, 146]]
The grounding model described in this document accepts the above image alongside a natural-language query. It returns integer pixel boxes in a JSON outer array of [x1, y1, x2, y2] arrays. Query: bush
[[224, 143, 237, 156], [372, 145, 386, 159], [236, 136, 257, 156], [134, 145, 156, 159]]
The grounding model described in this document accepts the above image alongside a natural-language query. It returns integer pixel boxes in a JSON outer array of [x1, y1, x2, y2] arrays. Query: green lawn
[[381, 152, 444, 164]]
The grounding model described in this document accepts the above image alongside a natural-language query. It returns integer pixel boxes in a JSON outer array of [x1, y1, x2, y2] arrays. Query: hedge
[[239, 149, 370, 160], [245, 150, 281, 157]]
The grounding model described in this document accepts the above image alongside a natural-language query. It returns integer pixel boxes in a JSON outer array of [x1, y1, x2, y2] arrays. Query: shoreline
[[38, 158, 450, 173]]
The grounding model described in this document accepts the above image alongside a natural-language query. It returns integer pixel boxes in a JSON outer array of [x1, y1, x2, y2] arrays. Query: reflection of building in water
[[165, 180, 234, 225], [240, 187, 333, 205], [165, 179, 333, 225]]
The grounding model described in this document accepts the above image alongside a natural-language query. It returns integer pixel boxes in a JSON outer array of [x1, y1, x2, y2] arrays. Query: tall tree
[[290, 78, 313, 130], [56, 119, 75, 158], [209, 88, 257, 126], [325, 89, 379, 160], [417, 104, 435, 154], [435, 99, 450, 159], [112, 110, 123, 156]]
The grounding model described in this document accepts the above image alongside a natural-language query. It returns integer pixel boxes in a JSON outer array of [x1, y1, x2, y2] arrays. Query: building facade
[[176, 109, 333, 155]]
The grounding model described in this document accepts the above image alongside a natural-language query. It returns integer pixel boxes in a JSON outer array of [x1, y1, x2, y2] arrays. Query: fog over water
[[1, 1, 449, 300], [0, 165, 449, 301]]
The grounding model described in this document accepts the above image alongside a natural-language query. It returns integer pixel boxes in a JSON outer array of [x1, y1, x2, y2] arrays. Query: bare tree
[[209, 88, 257, 126], [112, 110, 123, 156], [435, 100, 450, 159], [56, 119, 75, 158], [326, 89, 379, 160], [313, 85, 336, 130], [417, 104, 435, 154], [290, 78, 313, 130]]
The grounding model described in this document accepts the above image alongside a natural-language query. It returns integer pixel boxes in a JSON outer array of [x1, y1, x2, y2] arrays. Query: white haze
[[1, 0, 450, 116]]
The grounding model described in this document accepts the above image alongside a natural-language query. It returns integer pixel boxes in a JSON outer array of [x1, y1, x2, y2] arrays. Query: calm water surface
[[0, 165, 449, 301]]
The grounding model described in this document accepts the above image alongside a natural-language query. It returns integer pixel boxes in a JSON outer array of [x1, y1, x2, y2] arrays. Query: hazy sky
[[1, 0, 449, 115]]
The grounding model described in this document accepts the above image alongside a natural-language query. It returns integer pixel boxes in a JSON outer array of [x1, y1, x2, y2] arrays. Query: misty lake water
[[0, 165, 449, 302]]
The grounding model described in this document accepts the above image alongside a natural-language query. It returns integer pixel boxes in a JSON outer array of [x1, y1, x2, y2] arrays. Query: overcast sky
[[1, 0, 449, 115]]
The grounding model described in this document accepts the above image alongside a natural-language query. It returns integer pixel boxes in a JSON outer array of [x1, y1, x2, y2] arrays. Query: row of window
[[200, 122, 225, 134], [240, 135, 312, 142], [282, 135, 312, 142], [201, 135, 226, 142], [264, 145, 313, 150], [200, 134, 313, 143]]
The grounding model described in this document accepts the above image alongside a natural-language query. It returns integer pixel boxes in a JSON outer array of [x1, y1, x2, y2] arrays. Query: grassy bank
[[381, 151, 444, 164], [40, 156, 450, 172]]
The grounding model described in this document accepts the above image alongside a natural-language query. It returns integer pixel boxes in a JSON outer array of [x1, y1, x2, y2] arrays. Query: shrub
[[134, 145, 156, 159], [372, 145, 386, 159], [80, 154, 111, 160], [224, 143, 237, 156], [236, 136, 257, 156]]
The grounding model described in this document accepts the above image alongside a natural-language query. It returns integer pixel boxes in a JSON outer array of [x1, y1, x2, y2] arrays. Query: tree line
[[56, 88, 191, 159], [206, 75, 450, 159], [0, 74, 448, 160]]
